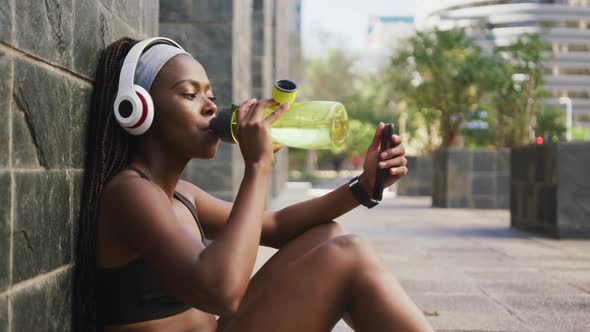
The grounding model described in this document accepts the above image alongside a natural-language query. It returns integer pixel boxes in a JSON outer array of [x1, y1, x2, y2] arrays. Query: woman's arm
[[192, 98, 289, 313], [260, 180, 363, 247], [106, 99, 289, 316], [195, 124, 407, 249], [190, 176, 362, 249], [262, 123, 408, 248], [103, 168, 269, 316]]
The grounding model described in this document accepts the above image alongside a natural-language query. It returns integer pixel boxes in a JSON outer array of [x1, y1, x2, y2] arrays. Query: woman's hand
[[272, 143, 284, 154], [234, 99, 289, 170], [359, 123, 408, 196]]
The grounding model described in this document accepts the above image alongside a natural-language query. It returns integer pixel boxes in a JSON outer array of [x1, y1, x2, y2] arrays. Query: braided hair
[[72, 37, 138, 332]]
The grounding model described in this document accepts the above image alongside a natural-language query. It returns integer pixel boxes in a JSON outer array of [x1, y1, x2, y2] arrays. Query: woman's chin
[[190, 140, 220, 159], [202, 144, 219, 159]]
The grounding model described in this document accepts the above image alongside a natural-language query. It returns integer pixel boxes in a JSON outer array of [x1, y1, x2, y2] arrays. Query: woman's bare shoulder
[[99, 170, 176, 244], [101, 169, 166, 207]]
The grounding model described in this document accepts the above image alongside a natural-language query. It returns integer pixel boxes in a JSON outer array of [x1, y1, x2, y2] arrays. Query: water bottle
[[210, 80, 348, 150]]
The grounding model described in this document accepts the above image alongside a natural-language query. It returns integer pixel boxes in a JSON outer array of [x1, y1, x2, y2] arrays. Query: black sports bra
[[96, 166, 206, 326]]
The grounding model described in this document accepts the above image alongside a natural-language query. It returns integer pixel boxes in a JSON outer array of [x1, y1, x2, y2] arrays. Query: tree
[[385, 29, 547, 149], [344, 73, 396, 124], [292, 49, 360, 172], [487, 34, 546, 146], [336, 119, 375, 156], [388, 28, 495, 148], [535, 105, 566, 143], [299, 49, 357, 102]]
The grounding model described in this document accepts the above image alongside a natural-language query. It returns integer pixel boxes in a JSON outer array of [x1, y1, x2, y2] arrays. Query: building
[[417, 0, 590, 126], [368, 16, 415, 51], [161, 0, 298, 201], [360, 16, 415, 72], [288, 0, 303, 83]]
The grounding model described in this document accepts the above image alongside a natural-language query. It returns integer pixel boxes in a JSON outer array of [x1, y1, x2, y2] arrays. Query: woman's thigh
[[217, 222, 346, 326], [252, 222, 346, 282], [219, 234, 363, 332]]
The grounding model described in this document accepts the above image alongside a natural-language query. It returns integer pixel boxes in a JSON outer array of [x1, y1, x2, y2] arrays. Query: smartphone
[[373, 123, 394, 200]]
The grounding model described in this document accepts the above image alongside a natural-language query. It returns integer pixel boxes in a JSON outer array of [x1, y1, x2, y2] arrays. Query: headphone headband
[[113, 37, 185, 135], [118, 37, 185, 94]]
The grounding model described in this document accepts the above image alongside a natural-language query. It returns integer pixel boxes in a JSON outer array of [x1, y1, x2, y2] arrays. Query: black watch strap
[[348, 176, 379, 208]]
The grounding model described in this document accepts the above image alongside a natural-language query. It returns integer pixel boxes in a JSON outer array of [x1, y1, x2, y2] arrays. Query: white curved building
[[417, 0, 590, 126]]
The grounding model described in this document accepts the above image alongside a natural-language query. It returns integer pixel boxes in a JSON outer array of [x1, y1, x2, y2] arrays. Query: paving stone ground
[[255, 181, 590, 332]]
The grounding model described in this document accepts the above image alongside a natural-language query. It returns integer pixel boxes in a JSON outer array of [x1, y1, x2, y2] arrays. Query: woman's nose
[[202, 99, 217, 117]]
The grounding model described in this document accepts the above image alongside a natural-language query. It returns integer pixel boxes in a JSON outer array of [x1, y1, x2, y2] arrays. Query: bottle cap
[[272, 79, 297, 104]]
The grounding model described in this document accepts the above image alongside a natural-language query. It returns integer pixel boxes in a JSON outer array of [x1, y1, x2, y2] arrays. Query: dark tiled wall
[[397, 155, 433, 196], [161, 0, 292, 201], [0, 1, 156, 330], [1, 2, 298, 329], [160, 0, 249, 201], [511, 143, 590, 238], [432, 148, 510, 209]]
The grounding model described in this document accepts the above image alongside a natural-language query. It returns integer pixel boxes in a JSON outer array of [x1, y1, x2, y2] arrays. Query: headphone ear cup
[[122, 85, 154, 135]]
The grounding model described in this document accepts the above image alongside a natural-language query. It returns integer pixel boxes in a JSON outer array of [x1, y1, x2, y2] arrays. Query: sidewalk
[[257, 182, 590, 332]]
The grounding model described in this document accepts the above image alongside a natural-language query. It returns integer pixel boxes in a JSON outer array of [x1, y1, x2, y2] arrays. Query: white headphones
[[113, 37, 185, 135]]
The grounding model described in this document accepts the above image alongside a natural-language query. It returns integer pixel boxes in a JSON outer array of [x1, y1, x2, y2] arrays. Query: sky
[[301, 0, 416, 58]]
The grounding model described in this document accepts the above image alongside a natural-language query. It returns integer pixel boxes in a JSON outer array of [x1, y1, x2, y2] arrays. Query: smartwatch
[[348, 175, 379, 208]]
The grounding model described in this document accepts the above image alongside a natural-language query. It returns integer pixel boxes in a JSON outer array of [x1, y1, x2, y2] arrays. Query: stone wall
[[160, 0, 250, 201], [0, 1, 157, 330], [161, 0, 291, 202], [0, 1, 298, 329], [397, 155, 433, 196], [251, 0, 273, 99], [432, 148, 510, 209], [251, 0, 287, 200], [511, 142, 590, 238], [287, 0, 302, 84], [269, 0, 292, 199], [272, 0, 289, 81]]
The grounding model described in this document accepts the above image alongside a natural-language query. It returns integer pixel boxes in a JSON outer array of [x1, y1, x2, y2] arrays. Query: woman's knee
[[285, 221, 346, 249], [318, 234, 382, 272], [259, 222, 347, 275], [311, 221, 346, 239]]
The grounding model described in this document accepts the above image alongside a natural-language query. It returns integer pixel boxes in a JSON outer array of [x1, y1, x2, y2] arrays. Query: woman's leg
[[219, 233, 433, 332], [243, 222, 347, 303], [218, 222, 349, 327]]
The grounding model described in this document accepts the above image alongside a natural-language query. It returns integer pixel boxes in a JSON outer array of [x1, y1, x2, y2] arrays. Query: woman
[[73, 37, 433, 332]]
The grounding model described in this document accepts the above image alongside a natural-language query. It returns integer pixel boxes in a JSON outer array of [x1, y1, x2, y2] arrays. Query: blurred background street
[[260, 180, 590, 332]]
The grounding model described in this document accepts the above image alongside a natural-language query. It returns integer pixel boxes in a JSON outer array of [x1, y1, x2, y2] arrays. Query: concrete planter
[[511, 142, 590, 238], [432, 148, 510, 209], [397, 155, 433, 196]]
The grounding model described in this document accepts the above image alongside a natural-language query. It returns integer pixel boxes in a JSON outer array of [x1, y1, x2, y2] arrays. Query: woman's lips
[[204, 127, 217, 137]]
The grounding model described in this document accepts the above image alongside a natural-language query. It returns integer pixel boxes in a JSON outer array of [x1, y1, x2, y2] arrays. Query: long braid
[[72, 37, 138, 332]]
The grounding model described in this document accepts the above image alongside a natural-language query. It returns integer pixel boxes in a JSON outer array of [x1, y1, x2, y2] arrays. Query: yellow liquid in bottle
[[230, 101, 348, 150]]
